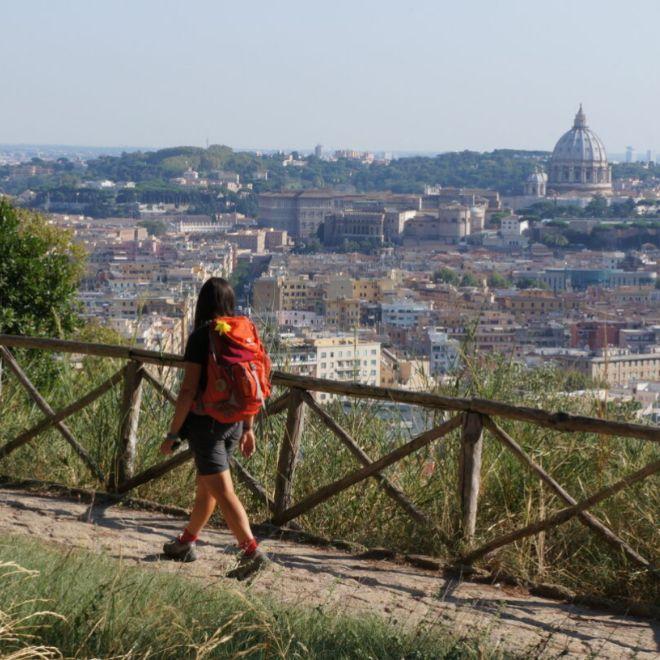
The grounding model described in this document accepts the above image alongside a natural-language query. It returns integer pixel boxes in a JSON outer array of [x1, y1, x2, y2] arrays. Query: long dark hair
[[193, 277, 236, 330]]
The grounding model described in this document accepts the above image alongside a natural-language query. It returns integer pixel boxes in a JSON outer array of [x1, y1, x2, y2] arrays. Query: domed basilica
[[547, 104, 612, 196]]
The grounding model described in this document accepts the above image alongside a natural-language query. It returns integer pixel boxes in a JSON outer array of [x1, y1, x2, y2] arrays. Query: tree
[[292, 238, 323, 254], [489, 211, 507, 228], [137, 219, 168, 237], [487, 272, 511, 288], [433, 267, 460, 285], [460, 273, 479, 287], [0, 201, 85, 336], [541, 233, 569, 248], [517, 277, 547, 290], [584, 194, 608, 218]]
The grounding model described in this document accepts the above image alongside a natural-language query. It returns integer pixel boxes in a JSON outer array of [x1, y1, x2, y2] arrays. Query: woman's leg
[[198, 470, 253, 545], [186, 475, 218, 537]]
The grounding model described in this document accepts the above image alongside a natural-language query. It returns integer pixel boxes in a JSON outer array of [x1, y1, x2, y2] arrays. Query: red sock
[[179, 528, 198, 544], [240, 538, 258, 556]]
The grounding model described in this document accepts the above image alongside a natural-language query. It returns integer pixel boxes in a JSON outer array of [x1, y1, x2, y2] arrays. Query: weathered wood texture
[[273, 389, 306, 516], [111, 360, 144, 490], [301, 390, 440, 534], [2, 335, 658, 442], [229, 457, 276, 512], [270, 415, 462, 526], [461, 458, 660, 566], [483, 416, 652, 569], [116, 449, 193, 494], [0, 334, 183, 367], [256, 391, 291, 424], [459, 412, 483, 540], [0, 367, 124, 460], [117, 447, 275, 518], [0, 346, 105, 483], [142, 369, 177, 405]]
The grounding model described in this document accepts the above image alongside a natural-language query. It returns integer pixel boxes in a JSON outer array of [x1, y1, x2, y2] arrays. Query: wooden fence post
[[110, 360, 144, 490], [273, 388, 306, 517], [459, 412, 483, 541]]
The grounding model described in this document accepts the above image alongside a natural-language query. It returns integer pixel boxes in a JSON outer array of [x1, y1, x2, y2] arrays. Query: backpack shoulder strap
[[207, 325, 222, 363]]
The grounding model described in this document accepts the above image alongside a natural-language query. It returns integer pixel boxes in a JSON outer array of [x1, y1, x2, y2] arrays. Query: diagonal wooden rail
[[0, 346, 105, 483], [482, 416, 652, 569], [0, 334, 658, 581], [0, 366, 125, 460], [301, 390, 441, 533], [461, 458, 660, 567], [270, 415, 463, 527]]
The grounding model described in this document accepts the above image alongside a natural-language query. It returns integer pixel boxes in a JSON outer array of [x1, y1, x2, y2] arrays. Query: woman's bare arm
[[160, 362, 201, 454], [239, 415, 256, 458]]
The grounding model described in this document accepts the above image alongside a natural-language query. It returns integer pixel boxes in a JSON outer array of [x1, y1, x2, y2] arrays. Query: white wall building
[[315, 336, 381, 400], [381, 299, 432, 328], [427, 329, 461, 375], [275, 310, 325, 330], [275, 334, 381, 401]]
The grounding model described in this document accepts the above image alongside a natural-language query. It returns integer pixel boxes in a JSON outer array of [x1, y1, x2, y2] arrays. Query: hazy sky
[[2, 0, 659, 154]]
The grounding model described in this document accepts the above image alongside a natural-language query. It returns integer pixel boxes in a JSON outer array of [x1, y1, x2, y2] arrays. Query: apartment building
[[325, 298, 360, 331], [619, 326, 660, 353], [274, 335, 381, 400], [427, 329, 461, 375], [422, 187, 501, 212], [353, 275, 398, 303], [569, 321, 628, 350], [322, 211, 385, 246], [513, 268, 657, 292], [252, 275, 323, 313], [403, 204, 472, 245], [498, 290, 579, 319], [258, 190, 335, 239], [258, 190, 420, 240], [568, 350, 660, 386], [381, 299, 432, 328], [314, 336, 381, 398], [275, 310, 324, 330], [224, 229, 266, 253], [170, 217, 226, 234]]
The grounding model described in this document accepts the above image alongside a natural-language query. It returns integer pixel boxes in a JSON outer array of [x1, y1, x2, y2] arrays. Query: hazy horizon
[[3, 1, 659, 155]]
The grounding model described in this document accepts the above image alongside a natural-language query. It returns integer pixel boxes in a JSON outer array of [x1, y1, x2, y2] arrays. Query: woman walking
[[159, 277, 271, 580]]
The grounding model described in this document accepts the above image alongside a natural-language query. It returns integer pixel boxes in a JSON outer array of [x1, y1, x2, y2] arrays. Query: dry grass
[[0, 536, 498, 659]]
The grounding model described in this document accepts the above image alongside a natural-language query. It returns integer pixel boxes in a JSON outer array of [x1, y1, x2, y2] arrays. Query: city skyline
[[2, 1, 660, 153]]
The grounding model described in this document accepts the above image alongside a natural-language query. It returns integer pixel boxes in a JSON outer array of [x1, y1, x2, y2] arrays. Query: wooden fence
[[0, 334, 658, 575]]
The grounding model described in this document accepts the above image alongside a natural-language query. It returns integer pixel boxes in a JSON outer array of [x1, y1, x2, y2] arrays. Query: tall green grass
[[0, 350, 658, 606], [0, 536, 500, 659]]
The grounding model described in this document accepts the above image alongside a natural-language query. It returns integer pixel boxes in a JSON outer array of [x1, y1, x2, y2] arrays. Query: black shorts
[[179, 413, 243, 475]]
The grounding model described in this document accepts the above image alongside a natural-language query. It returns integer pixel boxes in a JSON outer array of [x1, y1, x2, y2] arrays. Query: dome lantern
[[573, 103, 587, 129]]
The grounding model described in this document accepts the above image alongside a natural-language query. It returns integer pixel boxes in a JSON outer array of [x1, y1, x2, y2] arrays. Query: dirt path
[[0, 487, 657, 658]]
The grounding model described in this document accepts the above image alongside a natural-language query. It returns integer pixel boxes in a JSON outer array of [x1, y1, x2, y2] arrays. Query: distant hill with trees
[[3, 145, 660, 219]]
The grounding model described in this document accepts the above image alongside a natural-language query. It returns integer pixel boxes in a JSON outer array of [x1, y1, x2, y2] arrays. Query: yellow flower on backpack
[[215, 319, 232, 335]]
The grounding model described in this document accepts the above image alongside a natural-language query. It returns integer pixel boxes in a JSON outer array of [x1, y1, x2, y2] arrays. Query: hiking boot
[[226, 548, 270, 580], [163, 537, 198, 562]]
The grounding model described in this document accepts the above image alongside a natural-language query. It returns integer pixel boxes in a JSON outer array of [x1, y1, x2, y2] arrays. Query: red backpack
[[191, 316, 272, 423]]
